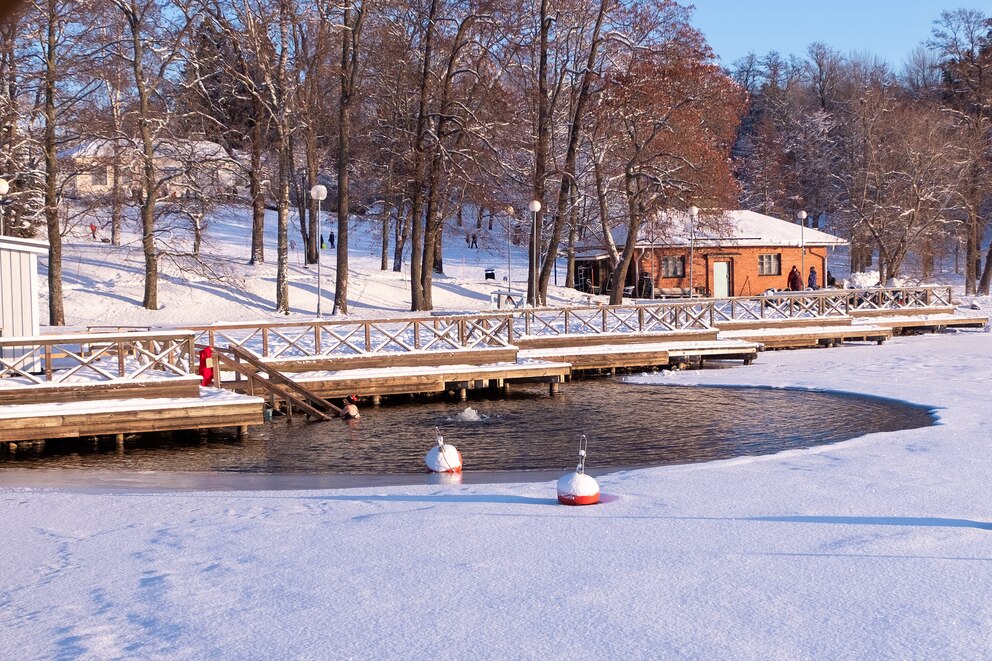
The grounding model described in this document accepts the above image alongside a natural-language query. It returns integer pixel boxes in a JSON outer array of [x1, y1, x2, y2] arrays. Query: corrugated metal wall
[[0, 242, 42, 371]]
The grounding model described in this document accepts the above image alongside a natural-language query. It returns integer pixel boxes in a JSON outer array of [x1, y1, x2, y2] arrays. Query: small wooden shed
[[0, 236, 47, 368]]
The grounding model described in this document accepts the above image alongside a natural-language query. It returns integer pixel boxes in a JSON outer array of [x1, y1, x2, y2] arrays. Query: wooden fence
[[52, 286, 955, 363], [183, 314, 515, 361], [0, 331, 196, 384]]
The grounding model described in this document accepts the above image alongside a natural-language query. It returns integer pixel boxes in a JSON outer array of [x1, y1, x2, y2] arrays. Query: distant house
[[61, 138, 242, 200], [574, 209, 848, 298]]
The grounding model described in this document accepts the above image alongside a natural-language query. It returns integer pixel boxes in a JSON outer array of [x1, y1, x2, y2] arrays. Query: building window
[[90, 166, 108, 187], [758, 253, 781, 276], [659, 255, 685, 278]]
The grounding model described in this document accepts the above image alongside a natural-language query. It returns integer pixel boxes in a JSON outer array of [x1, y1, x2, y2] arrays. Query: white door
[[713, 262, 730, 298]]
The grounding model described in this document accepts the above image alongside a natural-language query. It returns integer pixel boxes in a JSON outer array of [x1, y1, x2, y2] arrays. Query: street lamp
[[528, 199, 541, 306], [688, 205, 699, 298], [797, 210, 807, 284], [505, 206, 515, 295], [0, 178, 9, 235], [310, 184, 328, 316]]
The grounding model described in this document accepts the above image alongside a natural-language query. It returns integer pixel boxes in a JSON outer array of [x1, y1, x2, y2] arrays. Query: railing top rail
[[174, 313, 516, 333], [0, 330, 197, 346]]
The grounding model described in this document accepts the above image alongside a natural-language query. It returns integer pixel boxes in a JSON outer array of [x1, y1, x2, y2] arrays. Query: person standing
[[89, 222, 98, 240], [470, 233, 478, 249], [788, 265, 803, 291], [807, 266, 818, 290], [328, 231, 335, 248]]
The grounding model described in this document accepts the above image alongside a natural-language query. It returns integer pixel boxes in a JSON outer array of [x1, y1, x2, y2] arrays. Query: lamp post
[[797, 210, 807, 284], [310, 184, 328, 316], [0, 178, 9, 235], [688, 205, 699, 298], [528, 199, 541, 306], [505, 206, 515, 296]]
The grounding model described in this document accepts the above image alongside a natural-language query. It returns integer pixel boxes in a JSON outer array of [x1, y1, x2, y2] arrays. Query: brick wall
[[635, 246, 831, 296]]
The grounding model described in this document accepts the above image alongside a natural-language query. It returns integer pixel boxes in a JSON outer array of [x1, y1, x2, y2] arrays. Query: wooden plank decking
[[719, 325, 893, 349], [851, 312, 988, 332], [0, 394, 264, 443]]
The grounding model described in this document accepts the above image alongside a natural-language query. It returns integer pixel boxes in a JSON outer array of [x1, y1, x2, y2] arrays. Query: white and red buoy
[[557, 435, 600, 506], [425, 427, 462, 473]]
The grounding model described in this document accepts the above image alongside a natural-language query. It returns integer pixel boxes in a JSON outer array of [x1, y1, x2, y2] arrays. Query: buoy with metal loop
[[557, 435, 600, 505], [424, 427, 462, 473]]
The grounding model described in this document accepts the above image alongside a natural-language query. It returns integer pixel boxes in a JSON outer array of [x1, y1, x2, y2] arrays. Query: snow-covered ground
[[4, 205, 991, 658]]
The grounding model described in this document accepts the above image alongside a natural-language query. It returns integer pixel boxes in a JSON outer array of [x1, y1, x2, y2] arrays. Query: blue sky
[[690, 0, 977, 68]]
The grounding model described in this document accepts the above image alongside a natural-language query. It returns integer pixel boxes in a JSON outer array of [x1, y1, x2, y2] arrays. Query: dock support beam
[[238, 425, 248, 440], [458, 387, 467, 402], [372, 395, 382, 407], [549, 381, 560, 396], [115, 434, 125, 452]]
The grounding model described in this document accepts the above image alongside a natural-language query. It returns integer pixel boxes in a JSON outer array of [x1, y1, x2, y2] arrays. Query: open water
[[0, 380, 934, 486]]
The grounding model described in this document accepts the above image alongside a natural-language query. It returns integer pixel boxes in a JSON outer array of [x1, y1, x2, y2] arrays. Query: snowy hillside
[[42, 205, 591, 329]]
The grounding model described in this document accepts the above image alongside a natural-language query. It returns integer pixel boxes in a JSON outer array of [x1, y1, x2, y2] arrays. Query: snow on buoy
[[557, 435, 600, 506], [425, 427, 462, 473]]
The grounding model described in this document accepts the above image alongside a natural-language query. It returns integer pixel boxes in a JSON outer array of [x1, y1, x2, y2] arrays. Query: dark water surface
[[0, 380, 934, 484]]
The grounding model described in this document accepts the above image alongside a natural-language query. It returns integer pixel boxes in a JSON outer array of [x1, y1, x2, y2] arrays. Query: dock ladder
[[204, 345, 341, 421]]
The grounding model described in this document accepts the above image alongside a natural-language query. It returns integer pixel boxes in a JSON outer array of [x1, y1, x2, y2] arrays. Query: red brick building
[[574, 209, 847, 298]]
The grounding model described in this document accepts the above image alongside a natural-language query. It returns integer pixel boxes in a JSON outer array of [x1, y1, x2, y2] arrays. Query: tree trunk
[[608, 173, 640, 305], [978, 243, 992, 295], [275, 142, 290, 312], [108, 84, 123, 246], [529, 0, 550, 306], [122, 1, 159, 310], [408, 0, 438, 310], [274, 2, 291, 313], [305, 127, 319, 265], [565, 182, 579, 289], [333, 0, 356, 315], [393, 198, 410, 272], [43, 0, 64, 325], [249, 119, 265, 265], [538, 0, 606, 301]]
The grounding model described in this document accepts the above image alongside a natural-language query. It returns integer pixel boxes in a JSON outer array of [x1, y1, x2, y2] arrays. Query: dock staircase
[[206, 345, 341, 421]]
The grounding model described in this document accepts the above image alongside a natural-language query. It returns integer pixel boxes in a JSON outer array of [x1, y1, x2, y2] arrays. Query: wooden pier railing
[[0, 331, 196, 384], [511, 301, 712, 338], [181, 314, 515, 361], [57, 286, 955, 364]]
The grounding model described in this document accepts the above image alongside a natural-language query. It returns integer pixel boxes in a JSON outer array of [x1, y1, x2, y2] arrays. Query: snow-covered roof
[[577, 209, 847, 255], [0, 235, 48, 255]]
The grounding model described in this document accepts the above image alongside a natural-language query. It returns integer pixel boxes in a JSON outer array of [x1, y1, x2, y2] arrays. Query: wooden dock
[[1, 286, 983, 447], [0, 331, 264, 444]]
